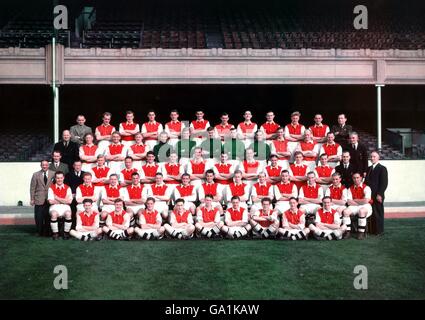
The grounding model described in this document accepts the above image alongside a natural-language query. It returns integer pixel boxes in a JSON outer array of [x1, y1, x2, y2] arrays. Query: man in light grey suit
[[70, 114, 92, 145], [30, 160, 55, 236], [49, 150, 69, 176]]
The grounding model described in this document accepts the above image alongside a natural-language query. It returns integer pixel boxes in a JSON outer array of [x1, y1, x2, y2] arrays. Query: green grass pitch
[[1, 218, 424, 300]]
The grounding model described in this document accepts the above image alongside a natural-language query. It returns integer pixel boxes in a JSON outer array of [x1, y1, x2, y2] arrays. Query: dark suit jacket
[[65, 171, 86, 194], [49, 162, 69, 175], [365, 163, 388, 199], [53, 140, 79, 167], [331, 124, 352, 146], [335, 163, 357, 188], [347, 143, 368, 176]]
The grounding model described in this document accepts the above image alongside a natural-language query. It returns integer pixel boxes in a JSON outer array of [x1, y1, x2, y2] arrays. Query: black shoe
[[95, 235, 103, 241], [357, 232, 366, 240], [63, 232, 70, 240], [52, 233, 59, 240], [342, 231, 351, 240]]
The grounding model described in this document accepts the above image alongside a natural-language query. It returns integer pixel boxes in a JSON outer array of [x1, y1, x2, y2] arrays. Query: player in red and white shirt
[[237, 110, 258, 148], [79, 133, 101, 172], [99, 174, 123, 220], [122, 172, 149, 226], [241, 148, 264, 187], [119, 110, 140, 147], [161, 152, 184, 186], [195, 194, 223, 239], [102, 198, 134, 240], [212, 153, 235, 186], [309, 114, 329, 145], [342, 172, 373, 240], [314, 153, 335, 191], [140, 151, 160, 184], [284, 111, 306, 155], [105, 131, 127, 174], [141, 110, 163, 150], [250, 197, 279, 239], [147, 173, 173, 219], [95, 112, 116, 154], [278, 197, 310, 240], [221, 196, 252, 239], [250, 172, 274, 214], [70, 199, 103, 241], [186, 147, 208, 188], [48, 171, 73, 240], [265, 154, 283, 185], [134, 197, 165, 240], [224, 170, 250, 209], [214, 112, 234, 141], [274, 170, 298, 215], [325, 172, 348, 215], [288, 151, 309, 190], [309, 196, 347, 240], [75, 172, 101, 212], [89, 155, 112, 189], [260, 111, 280, 140], [298, 171, 324, 218], [164, 198, 195, 239], [271, 127, 291, 169], [119, 157, 140, 186], [190, 109, 211, 146], [197, 169, 224, 212], [319, 132, 342, 168], [164, 109, 186, 148], [173, 173, 197, 214], [296, 129, 319, 170], [127, 132, 149, 170]]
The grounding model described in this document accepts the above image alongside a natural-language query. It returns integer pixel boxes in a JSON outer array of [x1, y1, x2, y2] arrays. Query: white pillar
[[52, 37, 59, 143], [376, 84, 385, 150]]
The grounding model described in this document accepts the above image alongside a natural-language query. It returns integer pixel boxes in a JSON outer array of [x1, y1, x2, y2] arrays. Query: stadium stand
[[0, 132, 52, 162]]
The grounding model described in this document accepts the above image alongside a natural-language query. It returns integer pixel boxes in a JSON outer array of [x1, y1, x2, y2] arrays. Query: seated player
[[164, 198, 195, 239], [314, 153, 335, 191], [134, 197, 165, 240], [173, 173, 197, 214], [122, 172, 149, 226], [278, 197, 310, 240], [161, 152, 184, 186], [325, 172, 348, 215], [212, 153, 235, 186], [241, 148, 264, 187], [165, 109, 185, 148], [127, 132, 148, 170], [250, 197, 279, 239], [249, 130, 271, 164], [79, 133, 101, 172], [75, 172, 100, 212], [102, 198, 133, 240], [225, 170, 250, 209], [141, 151, 160, 184], [195, 194, 223, 239], [119, 157, 140, 186], [90, 155, 112, 189], [147, 173, 173, 219], [250, 172, 274, 214], [190, 109, 211, 146], [309, 114, 329, 146], [296, 129, 319, 170], [221, 196, 252, 239], [274, 170, 298, 215], [214, 112, 234, 142], [288, 151, 309, 190], [271, 127, 291, 169], [237, 110, 258, 148], [309, 196, 347, 240], [70, 199, 103, 241], [298, 171, 324, 223], [319, 132, 342, 168], [141, 110, 163, 150], [342, 173, 373, 240], [105, 131, 127, 174], [176, 127, 196, 166], [95, 112, 116, 154], [198, 169, 224, 212], [99, 174, 122, 224], [119, 110, 140, 147], [265, 154, 283, 185], [48, 171, 73, 240], [186, 147, 208, 187], [222, 127, 245, 167], [260, 111, 280, 141], [200, 127, 223, 164], [284, 111, 306, 157]]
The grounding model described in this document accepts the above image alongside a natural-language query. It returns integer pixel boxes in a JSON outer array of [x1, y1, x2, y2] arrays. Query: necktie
[[344, 164, 348, 169], [55, 163, 59, 169], [64, 141, 68, 148], [43, 172, 48, 185], [353, 144, 357, 150]]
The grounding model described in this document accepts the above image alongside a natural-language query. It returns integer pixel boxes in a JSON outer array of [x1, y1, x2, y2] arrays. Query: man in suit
[[365, 151, 388, 235], [347, 132, 368, 177], [53, 130, 79, 171], [335, 151, 357, 188], [331, 114, 352, 149], [70, 114, 92, 145], [30, 160, 55, 236], [49, 151, 69, 176], [65, 160, 85, 228]]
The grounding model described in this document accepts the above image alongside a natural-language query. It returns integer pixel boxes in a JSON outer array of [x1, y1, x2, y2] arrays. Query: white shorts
[[108, 161, 125, 175], [154, 201, 169, 213], [331, 204, 346, 213], [300, 203, 321, 214], [97, 140, 111, 155], [144, 140, 158, 151], [275, 201, 290, 214], [132, 160, 145, 171], [100, 204, 115, 214], [76, 203, 99, 213], [49, 204, 71, 216], [126, 205, 145, 214], [82, 162, 95, 173], [348, 204, 373, 218], [277, 160, 290, 170], [182, 202, 196, 211]]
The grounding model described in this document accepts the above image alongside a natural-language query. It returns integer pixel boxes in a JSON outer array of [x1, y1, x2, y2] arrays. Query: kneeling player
[[309, 196, 347, 240], [102, 198, 134, 240], [164, 198, 195, 239], [278, 197, 310, 240], [195, 194, 223, 238], [221, 196, 252, 239], [134, 197, 165, 240], [70, 199, 103, 241], [250, 197, 279, 239]]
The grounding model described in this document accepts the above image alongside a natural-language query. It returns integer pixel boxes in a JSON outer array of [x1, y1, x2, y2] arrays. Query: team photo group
[[30, 108, 388, 242]]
